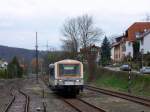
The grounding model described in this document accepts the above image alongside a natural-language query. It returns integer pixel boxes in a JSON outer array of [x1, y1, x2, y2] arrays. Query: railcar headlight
[[59, 80, 62, 82], [76, 80, 80, 82]]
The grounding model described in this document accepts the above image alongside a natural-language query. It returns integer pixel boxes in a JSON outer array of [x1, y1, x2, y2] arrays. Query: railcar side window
[[59, 64, 80, 76]]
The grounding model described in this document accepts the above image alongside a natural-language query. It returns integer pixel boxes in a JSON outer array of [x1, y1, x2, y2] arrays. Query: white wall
[[0, 61, 8, 69], [140, 33, 150, 54], [124, 41, 133, 57]]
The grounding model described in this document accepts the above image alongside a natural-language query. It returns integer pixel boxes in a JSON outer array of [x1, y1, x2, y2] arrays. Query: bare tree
[[61, 14, 103, 61], [77, 14, 103, 49], [61, 14, 103, 81], [61, 39, 75, 52], [61, 18, 79, 53]]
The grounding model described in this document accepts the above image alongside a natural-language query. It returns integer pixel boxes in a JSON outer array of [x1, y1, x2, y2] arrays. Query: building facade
[[111, 22, 150, 62], [126, 22, 150, 42], [139, 31, 150, 54], [80, 45, 101, 64], [0, 60, 8, 69]]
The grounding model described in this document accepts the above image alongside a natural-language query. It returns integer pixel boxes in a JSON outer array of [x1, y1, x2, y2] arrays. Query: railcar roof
[[56, 59, 81, 64]]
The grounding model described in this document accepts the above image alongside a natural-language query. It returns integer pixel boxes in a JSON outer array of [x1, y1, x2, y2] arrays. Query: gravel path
[[39, 79, 78, 112], [0, 79, 16, 112], [22, 78, 78, 112]]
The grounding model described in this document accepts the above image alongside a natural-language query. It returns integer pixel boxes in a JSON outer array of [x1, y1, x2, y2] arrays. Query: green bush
[[0, 69, 8, 79], [7, 56, 23, 78]]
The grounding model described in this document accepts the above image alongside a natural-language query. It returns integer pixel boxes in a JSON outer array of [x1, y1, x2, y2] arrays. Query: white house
[[0, 60, 8, 70], [139, 31, 150, 54], [123, 41, 133, 57], [111, 22, 150, 62], [111, 36, 133, 62]]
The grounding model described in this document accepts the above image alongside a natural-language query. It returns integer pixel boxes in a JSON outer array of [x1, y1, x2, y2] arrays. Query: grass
[[131, 75, 150, 97], [95, 75, 128, 91], [84, 66, 150, 98]]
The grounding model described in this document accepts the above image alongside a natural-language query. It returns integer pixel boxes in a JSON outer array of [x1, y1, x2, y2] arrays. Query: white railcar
[[49, 59, 84, 96]]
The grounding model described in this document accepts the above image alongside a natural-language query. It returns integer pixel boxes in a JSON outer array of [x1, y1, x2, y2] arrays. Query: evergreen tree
[[133, 40, 140, 61], [100, 36, 111, 66], [8, 56, 23, 78]]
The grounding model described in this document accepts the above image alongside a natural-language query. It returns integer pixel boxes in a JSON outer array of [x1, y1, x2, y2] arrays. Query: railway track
[[62, 97, 106, 112], [4, 89, 30, 112], [85, 85, 150, 107], [42, 76, 106, 112]]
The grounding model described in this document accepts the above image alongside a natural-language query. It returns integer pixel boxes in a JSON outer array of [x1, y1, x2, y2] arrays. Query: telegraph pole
[[35, 32, 39, 83]]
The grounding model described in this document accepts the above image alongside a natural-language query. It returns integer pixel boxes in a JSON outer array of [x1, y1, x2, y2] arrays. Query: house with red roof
[[111, 22, 150, 62], [125, 22, 150, 42]]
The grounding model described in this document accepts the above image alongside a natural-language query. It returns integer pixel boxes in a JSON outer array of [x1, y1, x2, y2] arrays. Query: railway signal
[[128, 55, 132, 93]]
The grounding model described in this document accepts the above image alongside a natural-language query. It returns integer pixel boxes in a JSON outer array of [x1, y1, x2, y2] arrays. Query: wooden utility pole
[[35, 32, 39, 83]]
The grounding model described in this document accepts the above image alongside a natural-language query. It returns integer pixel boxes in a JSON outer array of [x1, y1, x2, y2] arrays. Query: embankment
[[84, 67, 150, 98]]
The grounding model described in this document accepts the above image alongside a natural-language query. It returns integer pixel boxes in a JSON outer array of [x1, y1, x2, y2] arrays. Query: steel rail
[[62, 98, 83, 112], [77, 98, 106, 112], [4, 89, 30, 112], [85, 85, 150, 107], [62, 98, 106, 112], [4, 95, 15, 112], [19, 90, 30, 112], [42, 77, 105, 112]]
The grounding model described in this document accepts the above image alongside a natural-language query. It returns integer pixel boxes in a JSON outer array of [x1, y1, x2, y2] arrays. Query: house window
[[128, 52, 131, 57], [135, 32, 142, 39], [128, 42, 131, 46], [141, 38, 144, 45], [91, 48, 97, 52], [122, 44, 126, 51]]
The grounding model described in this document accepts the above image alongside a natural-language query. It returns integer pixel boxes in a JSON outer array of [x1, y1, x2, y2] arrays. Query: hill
[[0, 45, 36, 62]]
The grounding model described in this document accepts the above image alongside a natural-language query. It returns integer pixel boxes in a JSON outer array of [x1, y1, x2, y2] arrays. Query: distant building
[[111, 36, 127, 62], [111, 22, 150, 62], [80, 45, 101, 64], [0, 59, 8, 70]]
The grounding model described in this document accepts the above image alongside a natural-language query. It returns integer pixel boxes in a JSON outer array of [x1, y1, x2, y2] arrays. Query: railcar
[[49, 59, 84, 96]]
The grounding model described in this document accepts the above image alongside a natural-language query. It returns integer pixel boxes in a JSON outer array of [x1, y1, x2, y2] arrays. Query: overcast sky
[[0, 0, 150, 50]]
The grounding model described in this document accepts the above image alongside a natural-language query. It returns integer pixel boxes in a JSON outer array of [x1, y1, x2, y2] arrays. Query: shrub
[[0, 69, 8, 79]]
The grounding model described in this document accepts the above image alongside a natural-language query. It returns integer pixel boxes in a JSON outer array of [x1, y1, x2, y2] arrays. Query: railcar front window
[[59, 64, 80, 76], [50, 68, 54, 76]]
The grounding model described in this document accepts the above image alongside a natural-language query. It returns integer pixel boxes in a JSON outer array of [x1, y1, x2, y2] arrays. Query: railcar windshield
[[59, 64, 80, 76]]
